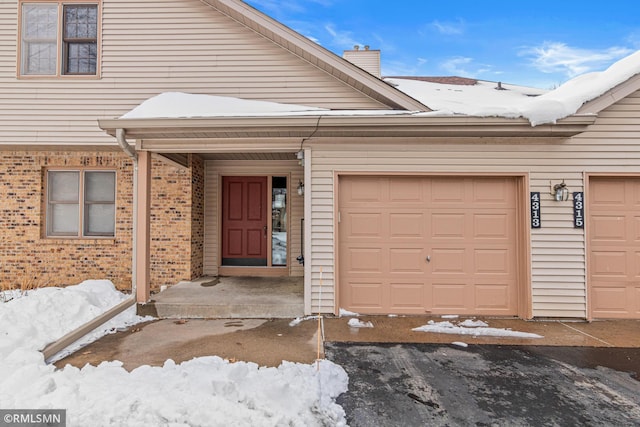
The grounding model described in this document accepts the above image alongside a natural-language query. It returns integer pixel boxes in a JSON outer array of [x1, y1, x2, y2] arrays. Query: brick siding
[[0, 151, 202, 292]]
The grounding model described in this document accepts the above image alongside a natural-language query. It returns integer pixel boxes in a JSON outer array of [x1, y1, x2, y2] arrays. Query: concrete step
[[151, 301, 304, 319], [139, 276, 305, 319]]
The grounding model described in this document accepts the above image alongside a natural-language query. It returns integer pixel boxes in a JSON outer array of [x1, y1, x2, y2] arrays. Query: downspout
[[42, 129, 139, 363], [116, 128, 138, 300]]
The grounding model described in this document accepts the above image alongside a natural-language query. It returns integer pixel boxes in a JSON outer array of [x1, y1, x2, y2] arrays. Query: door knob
[[426, 255, 431, 263]]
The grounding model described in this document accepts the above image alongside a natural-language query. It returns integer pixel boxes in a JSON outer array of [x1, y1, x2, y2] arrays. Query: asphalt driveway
[[325, 343, 640, 426]]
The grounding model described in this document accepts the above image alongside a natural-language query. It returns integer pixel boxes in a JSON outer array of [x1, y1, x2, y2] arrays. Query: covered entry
[[588, 176, 640, 319], [338, 175, 521, 316]]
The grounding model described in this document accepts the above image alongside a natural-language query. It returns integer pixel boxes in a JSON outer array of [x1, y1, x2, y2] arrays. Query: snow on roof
[[120, 92, 328, 119], [120, 51, 640, 127], [385, 78, 547, 120], [390, 50, 640, 126]]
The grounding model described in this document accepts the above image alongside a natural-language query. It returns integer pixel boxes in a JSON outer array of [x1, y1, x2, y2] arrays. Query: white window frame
[[19, 0, 101, 78], [46, 169, 116, 238]]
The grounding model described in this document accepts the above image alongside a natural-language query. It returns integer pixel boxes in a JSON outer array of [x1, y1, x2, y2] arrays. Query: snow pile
[[412, 319, 543, 339], [289, 315, 319, 326], [0, 280, 349, 426], [0, 280, 149, 361], [339, 308, 359, 317], [347, 318, 374, 329]]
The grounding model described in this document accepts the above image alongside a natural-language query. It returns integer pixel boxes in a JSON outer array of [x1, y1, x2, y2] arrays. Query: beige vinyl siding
[[309, 100, 640, 316], [0, 0, 387, 147], [203, 160, 304, 277]]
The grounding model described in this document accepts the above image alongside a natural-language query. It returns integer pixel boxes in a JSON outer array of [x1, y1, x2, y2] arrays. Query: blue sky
[[244, 0, 640, 89]]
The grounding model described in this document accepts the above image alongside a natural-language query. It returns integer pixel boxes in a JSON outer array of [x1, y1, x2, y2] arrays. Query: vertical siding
[[309, 104, 640, 317], [0, 0, 387, 147], [203, 160, 304, 277], [203, 164, 218, 276]]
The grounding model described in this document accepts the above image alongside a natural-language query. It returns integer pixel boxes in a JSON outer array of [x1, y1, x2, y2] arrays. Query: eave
[[98, 114, 595, 152]]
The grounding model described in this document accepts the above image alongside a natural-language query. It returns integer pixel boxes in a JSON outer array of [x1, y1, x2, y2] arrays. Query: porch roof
[[98, 113, 595, 152]]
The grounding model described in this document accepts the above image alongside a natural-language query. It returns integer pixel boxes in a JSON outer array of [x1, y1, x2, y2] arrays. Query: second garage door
[[589, 177, 640, 319], [338, 176, 519, 316]]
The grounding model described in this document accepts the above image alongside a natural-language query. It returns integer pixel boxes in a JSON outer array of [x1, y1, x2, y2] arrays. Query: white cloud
[[430, 19, 465, 35], [522, 42, 633, 77], [324, 23, 363, 49], [440, 56, 474, 77]]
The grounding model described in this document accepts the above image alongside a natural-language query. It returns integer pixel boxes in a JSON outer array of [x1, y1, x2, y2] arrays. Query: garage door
[[338, 176, 519, 316], [589, 177, 640, 319]]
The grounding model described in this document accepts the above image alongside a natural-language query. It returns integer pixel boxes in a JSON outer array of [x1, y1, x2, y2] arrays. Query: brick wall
[[190, 154, 205, 279], [0, 151, 201, 292]]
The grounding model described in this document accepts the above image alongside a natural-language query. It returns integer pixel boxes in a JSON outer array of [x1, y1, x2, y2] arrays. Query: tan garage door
[[338, 176, 519, 315], [589, 177, 640, 319]]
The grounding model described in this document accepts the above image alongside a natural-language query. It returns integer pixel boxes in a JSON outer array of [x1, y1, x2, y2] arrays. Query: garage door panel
[[472, 178, 514, 204], [389, 178, 425, 202], [590, 179, 626, 206], [432, 213, 466, 238], [432, 284, 468, 310], [339, 175, 519, 316], [344, 212, 383, 239], [344, 247, 384, 273], [475, 284, 512, 310], [591, 215, 626, 241], [347, 282, 384, 309], [430, 248, 466, 274], [389, 248, 425, 273], [592, 287, 628, 311], [390, 213, 425, 238], [591, 251, 627, 277], [473, 213, 512, 239], [344, 177, 385, 203], [474, 249, 511, 274], [430, 178, 466, 204], [389, 283, 425, 310]]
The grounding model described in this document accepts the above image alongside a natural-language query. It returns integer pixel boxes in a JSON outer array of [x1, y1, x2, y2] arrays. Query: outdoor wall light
[[551, 180, 570, 201], [297, 180, 305, 196], [296, 150, 305, 166]]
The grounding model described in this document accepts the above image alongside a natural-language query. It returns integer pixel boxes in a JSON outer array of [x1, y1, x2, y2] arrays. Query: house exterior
[[1, 0, 639, 320]]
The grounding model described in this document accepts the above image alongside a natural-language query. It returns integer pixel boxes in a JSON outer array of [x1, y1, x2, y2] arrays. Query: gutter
[[41, 129, 140, 363]]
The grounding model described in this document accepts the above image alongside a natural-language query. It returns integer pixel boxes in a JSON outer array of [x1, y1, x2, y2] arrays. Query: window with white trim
[[46, 170, 116, 237], [20, 1, 99, 76]]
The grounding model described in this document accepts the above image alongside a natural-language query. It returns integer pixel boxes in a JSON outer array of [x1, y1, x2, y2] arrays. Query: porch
[[139, 276, 305, 319]]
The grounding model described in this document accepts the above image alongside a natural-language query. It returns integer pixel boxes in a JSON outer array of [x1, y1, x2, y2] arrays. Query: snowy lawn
[[0, 280, 348, 427]]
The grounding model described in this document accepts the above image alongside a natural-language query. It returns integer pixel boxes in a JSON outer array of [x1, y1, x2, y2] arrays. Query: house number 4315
[[573, 192, 584, 228]]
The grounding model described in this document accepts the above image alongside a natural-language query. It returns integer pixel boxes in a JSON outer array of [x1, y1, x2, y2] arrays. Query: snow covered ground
[[0, 280, 348, 427]]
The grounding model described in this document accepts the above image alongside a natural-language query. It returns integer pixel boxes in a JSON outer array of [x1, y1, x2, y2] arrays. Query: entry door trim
[[216, 173, 292, 277]]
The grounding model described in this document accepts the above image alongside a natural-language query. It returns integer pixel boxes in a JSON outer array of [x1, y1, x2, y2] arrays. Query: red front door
[[222, 176, 268, 266]]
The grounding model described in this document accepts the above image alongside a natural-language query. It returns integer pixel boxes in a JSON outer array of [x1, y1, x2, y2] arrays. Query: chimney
[[343, 45, 381, 78]]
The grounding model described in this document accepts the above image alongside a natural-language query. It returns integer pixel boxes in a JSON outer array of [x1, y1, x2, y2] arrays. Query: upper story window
[[20, 1, 99, 77]]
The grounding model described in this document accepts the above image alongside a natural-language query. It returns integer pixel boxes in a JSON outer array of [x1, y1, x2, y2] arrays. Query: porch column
[[136, 150, 152, 302]]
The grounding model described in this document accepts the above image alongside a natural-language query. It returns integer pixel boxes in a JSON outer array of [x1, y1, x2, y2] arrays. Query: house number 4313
[[530, 192, 541, 229]]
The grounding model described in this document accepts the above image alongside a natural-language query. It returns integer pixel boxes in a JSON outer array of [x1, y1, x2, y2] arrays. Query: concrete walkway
[[54, 315, 640, 371]]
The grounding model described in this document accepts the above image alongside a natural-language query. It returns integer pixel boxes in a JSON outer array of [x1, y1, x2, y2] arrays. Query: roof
[[200, 0, 427, 112]]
